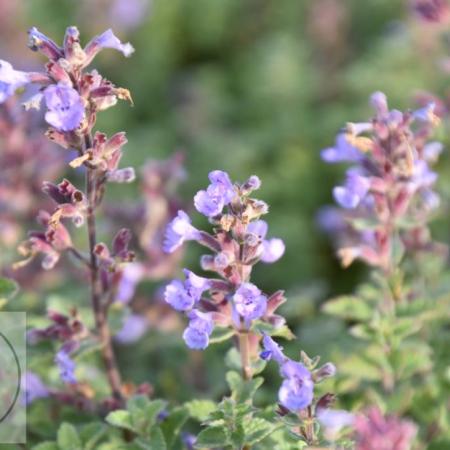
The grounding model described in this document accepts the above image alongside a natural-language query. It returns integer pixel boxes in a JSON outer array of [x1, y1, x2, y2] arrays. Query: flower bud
[[107, 167, 136, 183], [241, 175, 261, 195], [314, 362, 336, 382]]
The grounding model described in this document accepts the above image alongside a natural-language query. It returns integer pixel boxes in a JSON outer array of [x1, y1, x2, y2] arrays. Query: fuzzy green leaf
[[194, 426, 229, 448], [106, 410, 136, 432], [185, 399, 217, 422], [160, 406, 189, 447], [244, 417, 276, 445], [57, 423, 82, 450]]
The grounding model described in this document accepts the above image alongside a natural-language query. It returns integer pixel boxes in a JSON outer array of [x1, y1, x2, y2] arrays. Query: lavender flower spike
[[183, 310, 214, 350], [0, 60, 30, 103], [44, 83, 85, 131], [233, 282, 267, 323], [55, 350, 76, 384], [163, 210, 201, 253]]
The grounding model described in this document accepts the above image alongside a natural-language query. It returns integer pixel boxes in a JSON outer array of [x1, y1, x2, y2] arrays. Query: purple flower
[[411, 160, 438, 189], [164, 270, 210, 311], [115, 314, 148, 344], [22, 372, 49, 405], [194, 170, 235, 217], [183, 310, 214, 350], [423, 141, 443, 163], [262, 336, 314, 412], [208, 170, 235, 203], [55, 350, 76, 384], [321, 133, 362, 163], [28, 27, 63, 60], [163, 210, 201, 253], [278, 360, 314, 411], [317, 409, 354, 434], [261, 239, 285, 263], [165, 280, 196, 311], [247, 220, 285, 263], [194, 187, 226, 217], [260, 334, 286, 363], [233, 282, 267, 323], [370, 91, 389, 117], [86, 29, 135, 58], [333, 170, 370, 209], [247, 220, 268, 237], [0, 60, 30, 103], [110, 0, 150, 31], [116, 263, 144, 303], [44, 84, 85, 131]]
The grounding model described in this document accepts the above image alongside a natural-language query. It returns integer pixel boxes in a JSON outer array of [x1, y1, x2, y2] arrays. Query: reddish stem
[[84, 133, 123, 402]]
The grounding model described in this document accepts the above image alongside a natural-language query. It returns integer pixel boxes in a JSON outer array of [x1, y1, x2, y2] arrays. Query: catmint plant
[[321, 92, 450, 446], [5, 26, 136, 406], [162, 171, 345, 448]]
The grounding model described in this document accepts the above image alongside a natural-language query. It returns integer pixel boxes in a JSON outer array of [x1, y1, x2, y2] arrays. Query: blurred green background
[[3, 0, 450, 410]]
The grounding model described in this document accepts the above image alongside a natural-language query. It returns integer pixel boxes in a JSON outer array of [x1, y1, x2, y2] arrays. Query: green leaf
[[252, 321, 295, 340], [230, 423, 245, 448], [32, 443, 59, 450], [160, 407, 189, 447], [106, 410, 136, 432], [80, 423, 108, 450], [226, 371, 263, 403], [322, 295, 372, 321], [185, 399, 217, 422], [57, 423, 82, 450], [147, 427, 167, 450], [194, 426, 229, 448], [0, 277, 18, 304], [126, 396, 167, 435], [244, 417, 276, 445], [209, 326, 235, 344]]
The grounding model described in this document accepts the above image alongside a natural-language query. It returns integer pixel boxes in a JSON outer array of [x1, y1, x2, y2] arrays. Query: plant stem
[[238, 330, 252, 381], [84, 133, 123, 402]]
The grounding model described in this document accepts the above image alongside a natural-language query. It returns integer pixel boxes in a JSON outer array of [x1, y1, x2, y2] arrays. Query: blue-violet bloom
[[55, 350, 76, 384], [44, 83, 85, 131], [183, 309, 214, 350], [163, 210, 201, 253], [233, 282, 267, 323], [0, 60, 30, 103]]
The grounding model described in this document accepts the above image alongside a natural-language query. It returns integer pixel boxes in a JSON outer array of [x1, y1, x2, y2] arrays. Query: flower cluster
[[163, 170, 286, 350], [7, 26, 135, 403], [354, 407, 417, 450], [28, 310, 88, 385], [411, 0, 450, 23], [321, 92, 444, 270]]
